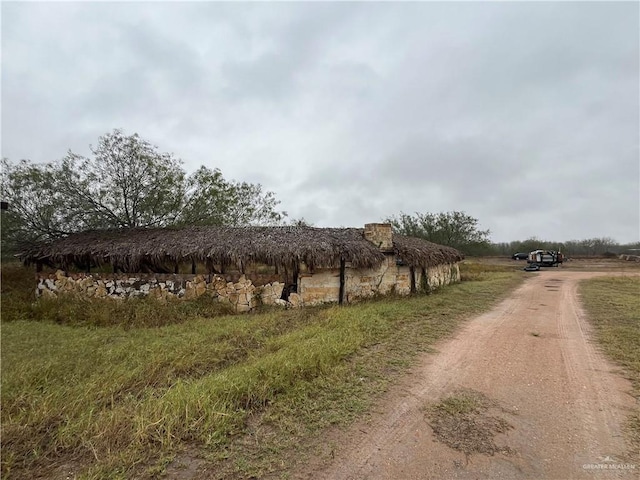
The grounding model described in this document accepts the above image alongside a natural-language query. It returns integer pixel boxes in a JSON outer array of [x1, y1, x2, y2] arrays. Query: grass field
[[1, 261, 523, 479], [579, 276, 640, 453]]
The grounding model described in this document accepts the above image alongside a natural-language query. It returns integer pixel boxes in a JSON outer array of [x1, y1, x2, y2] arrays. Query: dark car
[[512, 252, 529, 260]]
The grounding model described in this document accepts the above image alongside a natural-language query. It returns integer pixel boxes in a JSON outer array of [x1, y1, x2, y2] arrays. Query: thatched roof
[[392, 234, 464, 269], [18, 226, 463, 272]]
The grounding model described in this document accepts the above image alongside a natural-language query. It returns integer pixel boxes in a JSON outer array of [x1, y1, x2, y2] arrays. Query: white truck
[[528, 250, 563, 267]]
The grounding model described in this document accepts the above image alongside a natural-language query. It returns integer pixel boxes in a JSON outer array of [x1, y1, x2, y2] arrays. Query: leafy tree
[[503, 237, 557, 256], [1, 130, 286, 252], [386, 211, 491, 255], [1, 158, 68, 243], [221, 181, 285, 227], [56, 131, 187, 230], [562, 237, 620, 256], [177, 166, 284, 227]]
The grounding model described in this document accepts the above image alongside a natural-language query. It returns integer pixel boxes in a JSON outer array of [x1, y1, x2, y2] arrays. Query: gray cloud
[[2, 2, 638, 243]]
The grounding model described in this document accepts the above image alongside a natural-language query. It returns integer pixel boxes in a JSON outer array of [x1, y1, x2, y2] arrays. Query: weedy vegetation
[[580, 276, 640, 454], [458, 259, 522, 282], [1, 261, 523, 479], [424, 389, 514, 457]]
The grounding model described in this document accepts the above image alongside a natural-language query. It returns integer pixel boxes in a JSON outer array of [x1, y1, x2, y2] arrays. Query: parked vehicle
[[512, 252, 529, 260], [527, 250, 563, 267]]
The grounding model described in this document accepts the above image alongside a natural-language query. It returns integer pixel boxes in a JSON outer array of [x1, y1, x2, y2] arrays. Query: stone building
[[19, 224, 464, 312]]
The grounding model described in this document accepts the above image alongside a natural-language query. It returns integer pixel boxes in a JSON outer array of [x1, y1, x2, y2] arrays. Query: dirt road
[[301, 271, 638, 479]]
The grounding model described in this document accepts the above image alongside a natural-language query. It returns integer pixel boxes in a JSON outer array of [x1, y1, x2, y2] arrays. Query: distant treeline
[[385, 212, 638, 258], [488, 238, 640, 258]]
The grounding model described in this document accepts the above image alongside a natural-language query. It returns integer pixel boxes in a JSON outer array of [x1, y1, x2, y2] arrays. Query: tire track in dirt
[[298, 271, 638, 480]]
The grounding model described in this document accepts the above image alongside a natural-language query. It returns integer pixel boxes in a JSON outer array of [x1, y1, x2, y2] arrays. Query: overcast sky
[[2, 1, 639, 243]]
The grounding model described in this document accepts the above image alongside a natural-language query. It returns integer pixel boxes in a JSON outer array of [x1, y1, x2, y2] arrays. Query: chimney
[[364, 223, 394, 252]]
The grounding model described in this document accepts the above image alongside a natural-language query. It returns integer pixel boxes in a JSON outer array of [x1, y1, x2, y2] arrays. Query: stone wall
[[298, 258, 461, 305], [344, 257, 409, 301], [36, 271, 284, 313], [37, 260, 461, 312], [298, 270, 341, 305], [422, 262, 460, 290]]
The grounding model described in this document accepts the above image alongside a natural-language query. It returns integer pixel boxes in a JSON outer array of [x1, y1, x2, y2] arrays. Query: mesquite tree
[[385, 211, 491, 255], [1, 130, 286, 252]]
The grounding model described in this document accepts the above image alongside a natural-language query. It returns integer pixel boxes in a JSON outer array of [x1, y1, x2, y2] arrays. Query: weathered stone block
[[184, 285, 197, 299], [272, 282, 284, 299], [41, 289, 57, 299], [364, 223, 393, 251], [288, 293, 302, 307], [236, 303, 251, 313]]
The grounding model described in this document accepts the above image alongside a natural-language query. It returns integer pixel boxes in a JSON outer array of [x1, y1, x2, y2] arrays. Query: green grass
[[1, 263, 524, 479], [428, 389, 486, 416], [579, 276, 640, 454], [458, 259, 521, 282]]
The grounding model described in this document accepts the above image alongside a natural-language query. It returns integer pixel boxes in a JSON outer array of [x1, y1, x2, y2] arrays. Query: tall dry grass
[[580, 276, 640, 455]]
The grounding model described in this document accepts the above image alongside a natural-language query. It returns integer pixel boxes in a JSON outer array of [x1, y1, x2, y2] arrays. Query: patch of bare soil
[[296, 270, 639, 479], [163, 453, 208, 480], [426, 389, 514, 458]]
